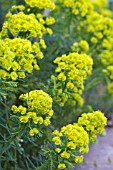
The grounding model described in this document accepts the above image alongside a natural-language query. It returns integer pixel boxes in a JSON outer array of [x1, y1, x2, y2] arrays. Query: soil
[[71, 127, 113, 170]]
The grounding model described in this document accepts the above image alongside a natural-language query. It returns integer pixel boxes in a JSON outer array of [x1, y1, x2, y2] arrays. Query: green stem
[[0, 134, 16, 158], [50, 156, 53, 170], [36, 160, 50, 170]]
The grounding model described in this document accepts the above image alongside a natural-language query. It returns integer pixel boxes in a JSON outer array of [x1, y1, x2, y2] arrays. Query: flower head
[[11, 90, 53, 136]]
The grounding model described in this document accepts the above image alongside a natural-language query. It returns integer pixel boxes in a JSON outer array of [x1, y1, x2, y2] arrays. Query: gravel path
[[72, 127, 113, 170]]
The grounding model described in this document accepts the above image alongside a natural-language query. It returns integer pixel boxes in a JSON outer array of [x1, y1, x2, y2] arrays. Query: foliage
[[0, 0, 113, 169]]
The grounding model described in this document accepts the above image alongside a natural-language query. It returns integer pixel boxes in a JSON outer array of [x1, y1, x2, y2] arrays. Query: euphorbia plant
[[0, 0, 111, 169]]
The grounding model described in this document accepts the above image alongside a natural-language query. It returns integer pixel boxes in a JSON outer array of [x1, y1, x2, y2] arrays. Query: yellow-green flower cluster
[[11, 90, 53, 136], [91, 0, 112, 17], [24, 0, 55, 10], [76, 4, 113, 90], [36, 14, 55, 36], [92, 0, 108, 9], [78, 111, 107, 142], [52, 52, 93, 107], [74, 6, 113, 88], [71, 4, 113, 59], [1, 12, 43, 38], [51, 110, 107, 169], [11, 5, 25, 11], [45, 17, 55, 26], [101, 37, 113, 82], [92, 13, 112, 38], [103, 66, 113, 80], [74, 1, 113, 37], [0, 38, 44, 80], [71, 40, 89, 53], [7, 8, 55, 37], [52, 123, 89, 169], [19, 90, 53, 115], [6, 4, 55, 38], [108, 82, 113, 95], [81, 11, 104, 40], [57, 163, 66, 169], [79, 11, 113, 59], [59, 0, 93, 16]]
